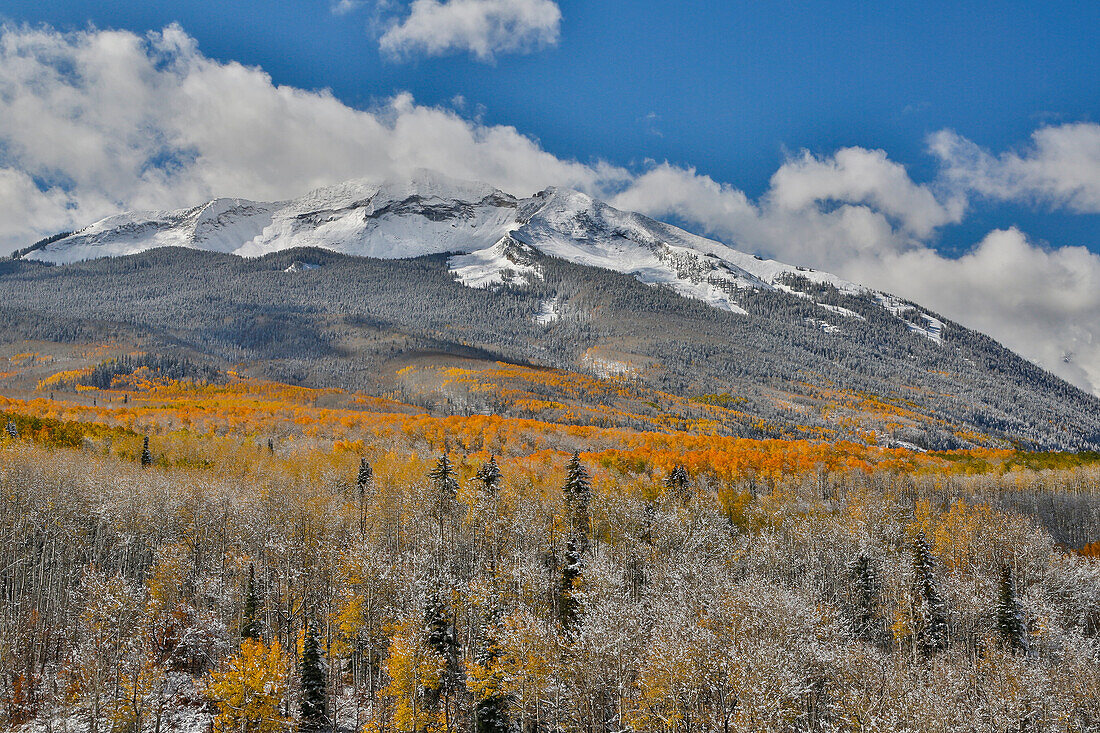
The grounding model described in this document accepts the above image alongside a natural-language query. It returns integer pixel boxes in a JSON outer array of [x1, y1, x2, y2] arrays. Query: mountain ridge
[[23, 170, 945, 337]]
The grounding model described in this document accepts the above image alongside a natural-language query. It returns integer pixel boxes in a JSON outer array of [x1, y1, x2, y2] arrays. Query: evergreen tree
[[664, 464, 690, 504], [996, 564, 1030, 655], [4, 419, 17, 440], [563, 452, 592, 552], [241, 564, 262, 641], [558, 538, 584, 630], [356, 457, 373, 495], [428, 453, 458, 514], [472, 611, 510, 733], [849, 554, 880, 642], [913, 536, 949, 655], [474, 455, 503, 498], [356, 458, 373, 534], [140, 436, 152, 469], [558, 453, 592, 629], [423, 595, 461, 715], [298, 620, 327, 732]]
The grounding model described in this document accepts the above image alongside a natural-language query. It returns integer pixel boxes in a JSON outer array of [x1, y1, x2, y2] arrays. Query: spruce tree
[[299, 620, 327, 732], [563, 452, 592, 552], [140, 436, 152, 469], [356, 458, 373, 534], [423, 595, 461, 714], [428, 453, 458, 513], [5, 420, 17, 440], [241, 564, 262, 640], [473, 612, 510, 733], [849, 554, 880, 642], [356, 457, 373, 496], [664, 464, 690, 505], [558, 452, 592, 629], [913, 536, 949, 655], [475, 455, 503, 498], [996, 564, 1030, 655]]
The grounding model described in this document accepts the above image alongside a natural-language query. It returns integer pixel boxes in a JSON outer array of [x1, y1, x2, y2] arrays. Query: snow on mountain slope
[[24, 170, 939, 338]]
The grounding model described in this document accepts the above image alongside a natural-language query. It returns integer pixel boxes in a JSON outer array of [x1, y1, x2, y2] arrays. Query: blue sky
[[5, 1, 1095, 187], [1, 0, 1099, 393]]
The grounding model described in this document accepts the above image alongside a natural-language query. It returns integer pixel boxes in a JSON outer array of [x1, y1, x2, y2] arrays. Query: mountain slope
[[8, 171, 1100, 450], [25, 170, 941, 337]]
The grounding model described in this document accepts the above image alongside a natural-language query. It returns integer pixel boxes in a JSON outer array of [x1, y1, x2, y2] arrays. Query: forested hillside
[[4, 429, 1100, 732], [2, 246, 1099, 451]]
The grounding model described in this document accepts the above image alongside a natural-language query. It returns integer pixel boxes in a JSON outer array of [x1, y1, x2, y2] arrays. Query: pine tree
[[563, 452, 592, 552], [996, 564, 1030, 655], [849, 554, 880, 642], [428, 453, 458, 514], [140, 436, 152, 469], [356, 457, 373, 495], [4, 419, 17, 440], [664, 464, 690, 505], [913, 536, 949, 655], [474, 456, 503, 498], [471, 612, 510, 733], [241, 564, 262, 641], [558, 453, 592, 629], [423, 595, 461, 717], [356, 458, 373, 534], [298, 621, 327, 732], [559, 538, 584, 630]]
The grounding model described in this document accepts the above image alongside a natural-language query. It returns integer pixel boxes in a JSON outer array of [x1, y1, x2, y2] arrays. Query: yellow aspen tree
[[383, 620, 446, 733], [205, 638, 290, 733]]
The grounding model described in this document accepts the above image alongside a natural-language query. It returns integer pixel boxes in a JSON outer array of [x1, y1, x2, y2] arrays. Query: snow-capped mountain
[[23, 171, 943, 339]]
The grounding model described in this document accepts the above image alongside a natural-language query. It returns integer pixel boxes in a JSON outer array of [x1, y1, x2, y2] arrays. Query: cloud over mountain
[[1, 24, 1098, 395]]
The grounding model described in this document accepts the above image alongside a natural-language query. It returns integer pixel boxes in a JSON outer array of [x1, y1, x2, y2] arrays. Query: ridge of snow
[[24, 170, 941, 341]]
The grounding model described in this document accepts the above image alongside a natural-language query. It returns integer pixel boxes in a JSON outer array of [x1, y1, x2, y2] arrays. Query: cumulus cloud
[[1, 23, 1098, 395], [931, 123, 1100, 212], [379, 0, 561, 61], [0, 23, 619, 255]]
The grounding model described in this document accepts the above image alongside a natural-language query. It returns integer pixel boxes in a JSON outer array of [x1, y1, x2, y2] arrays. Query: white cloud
[[931, 123, 1100, 212], [331, 0, 365, 15], [0, 23, 619, 255], [379, 0, 561, 61], [1, 23, 1098, 396]]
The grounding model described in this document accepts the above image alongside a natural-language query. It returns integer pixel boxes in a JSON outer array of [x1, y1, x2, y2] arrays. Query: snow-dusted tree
[[356, 457, 373, 533], [913, 536, 949, 655], [475, 455, 503, 498], [241, 564, 262, 641], [4, 419, 17, 440], [563, 452, 592, 551], [469, 611, 510, 733], [428, 453, 458, 514], [140, 436, 152, 469], [298, 620, 327, 732], [996, 564, 1030, 655], [664, 464, 691, 505], [423, 595, 462, 726], [849, 554, 881, 643]]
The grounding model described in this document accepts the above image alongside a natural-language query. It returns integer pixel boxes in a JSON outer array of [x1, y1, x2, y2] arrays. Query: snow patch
[[818, 303, 866, 321], [448, 237, 539, 288], [535, 296, 562, 324], [284, 260, 321, 273], [806, 317, 843, 334]]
